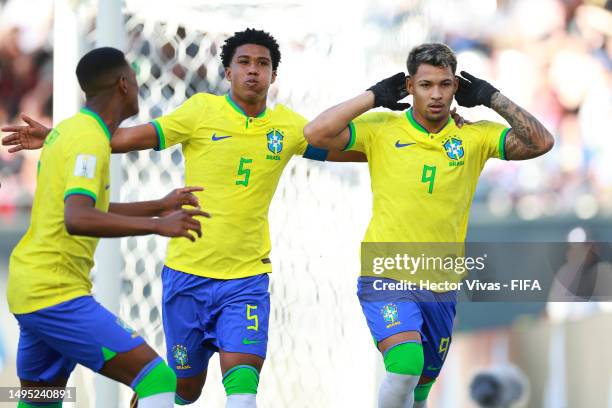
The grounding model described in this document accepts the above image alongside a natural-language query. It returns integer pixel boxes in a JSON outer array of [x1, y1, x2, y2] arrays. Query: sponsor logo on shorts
[[242, 338, 262, 345], [381, 303, 401, 329], [116, 318, 139, 338], [426, 365, 441, 371], [172, 344, 191, 370]]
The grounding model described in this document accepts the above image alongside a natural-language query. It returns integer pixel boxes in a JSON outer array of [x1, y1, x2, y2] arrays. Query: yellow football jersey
[[347, 108, 509, 243], [152, 93, 310, 279], [8, 108, 111, 314]]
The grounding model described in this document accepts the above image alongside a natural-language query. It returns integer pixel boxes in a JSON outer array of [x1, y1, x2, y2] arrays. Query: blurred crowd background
[[0, 0, 610, 223], [0, 0, 52, 223], [363, 0, 612, 221], [447, 0, 612, 221]]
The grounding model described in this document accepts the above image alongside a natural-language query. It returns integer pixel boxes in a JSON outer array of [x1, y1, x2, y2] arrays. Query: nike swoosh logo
[[395, 140, 416, 148], [105, 184, 110, 190], [426, 365, 441, 371], [242, 338, 262, 345], [212, 133, 232, 141]]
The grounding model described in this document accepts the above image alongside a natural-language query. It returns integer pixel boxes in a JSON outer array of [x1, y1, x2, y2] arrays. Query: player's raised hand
[[455, 71, 499, 108], [367, 72, 411, 110], [154, 209, 211, 242], [450, 107, 472, 128], [1, 114, 51, 153], [159, 186, 203, 217]]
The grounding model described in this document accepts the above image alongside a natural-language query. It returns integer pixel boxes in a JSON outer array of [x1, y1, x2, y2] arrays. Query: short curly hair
[[406, 43, 457, 76], [220, 28, 281, 72]]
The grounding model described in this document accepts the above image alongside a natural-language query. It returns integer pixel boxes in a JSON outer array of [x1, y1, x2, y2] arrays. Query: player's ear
[[453, 75, 459, 94], [225, 67, 232, 82], [271, 71, 277, 84], [407, 76, 414, 95], [118, 76, 128, 95]]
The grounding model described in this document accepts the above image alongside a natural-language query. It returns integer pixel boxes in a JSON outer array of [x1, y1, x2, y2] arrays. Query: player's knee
[[175, 377, 205, 404], [383, 342, 424, 376], [222, 365, 260, 396], [414, 379, 435, 406], [132, 357, 177, 399]]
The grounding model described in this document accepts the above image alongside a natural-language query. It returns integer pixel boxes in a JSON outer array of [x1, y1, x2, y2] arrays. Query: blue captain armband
[[303, 145, 329, 161]]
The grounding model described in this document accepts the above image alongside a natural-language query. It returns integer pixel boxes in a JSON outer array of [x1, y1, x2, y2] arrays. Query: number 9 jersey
[[345, 108, 510, 243]]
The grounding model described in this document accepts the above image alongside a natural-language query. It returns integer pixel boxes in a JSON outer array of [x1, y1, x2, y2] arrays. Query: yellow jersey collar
[[405, 108, 452, 136], [80, 107, 111, 142], [225, 93, 268, 119]]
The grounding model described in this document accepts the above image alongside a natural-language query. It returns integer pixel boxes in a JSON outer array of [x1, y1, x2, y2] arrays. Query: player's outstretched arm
[[326, 150, 368, 162], [304, 91, 374, 150], [108, 187, 203, 217], [2, 115, 159, 153], [1, 114, 49, 152], [110, 124, 159, 152], [455, 71, 554, 160], [65, 195, 210, 241], [304, 73, 408, 150]]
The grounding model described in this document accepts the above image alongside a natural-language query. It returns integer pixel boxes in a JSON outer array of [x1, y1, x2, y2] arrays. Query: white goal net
[[73, 0, 437, 406]]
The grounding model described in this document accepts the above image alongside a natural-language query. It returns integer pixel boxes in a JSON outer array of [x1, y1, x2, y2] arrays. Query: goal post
[[116, 2, 379, 406], [51, 1, 439, 406]]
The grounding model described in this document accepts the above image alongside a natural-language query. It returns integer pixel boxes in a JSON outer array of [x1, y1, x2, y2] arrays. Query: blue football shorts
[[357, 277, 457, 378], [15, 295, 144, 382], [161, 266, 270, 377]]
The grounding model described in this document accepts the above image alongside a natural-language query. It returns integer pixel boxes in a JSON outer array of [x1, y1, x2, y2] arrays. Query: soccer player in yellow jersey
[[3, 29, 371, 407], [304, 43, 554, 408], [4, 48, 211, 408]]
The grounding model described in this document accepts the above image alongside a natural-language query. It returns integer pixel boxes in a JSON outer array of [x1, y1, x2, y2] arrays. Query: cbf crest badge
[[172, 344, 191, 370], [381, 303, 401, 328], [267, 129, 284, 154], [443, 137, 464, 160], [266, 129, 284, 161]]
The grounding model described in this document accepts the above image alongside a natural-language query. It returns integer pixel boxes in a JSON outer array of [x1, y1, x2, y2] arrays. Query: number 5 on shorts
[[439, 337, 450, 361], [246, 304, 258, 331]]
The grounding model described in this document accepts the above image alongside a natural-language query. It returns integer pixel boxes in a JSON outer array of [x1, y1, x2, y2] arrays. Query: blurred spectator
[[443, 0, 612, 220], [1, 0, 611, 222], [363, 0, 611, 220], [0, 0, 52, 218]]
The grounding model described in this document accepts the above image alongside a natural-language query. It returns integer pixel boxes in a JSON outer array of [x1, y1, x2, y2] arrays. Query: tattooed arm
[[455, 71, 554, 161], [490, 92, 554, 160]]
